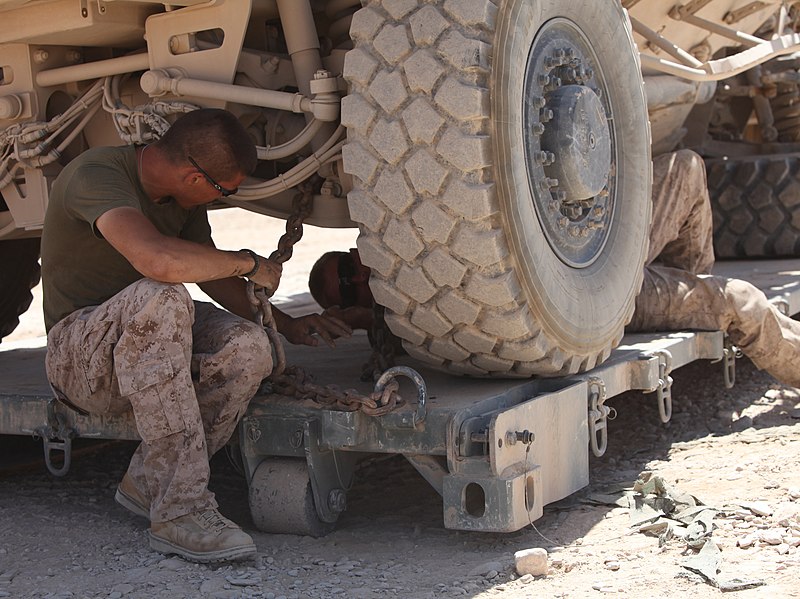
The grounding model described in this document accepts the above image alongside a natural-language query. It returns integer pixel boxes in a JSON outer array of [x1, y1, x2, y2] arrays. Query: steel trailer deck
[[1, 259, 799, 532]]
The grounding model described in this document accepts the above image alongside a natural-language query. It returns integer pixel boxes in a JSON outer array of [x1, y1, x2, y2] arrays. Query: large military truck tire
[[706, 154, 800, 259], [342, 0, 651, 376], [0, 238, 41, 343]]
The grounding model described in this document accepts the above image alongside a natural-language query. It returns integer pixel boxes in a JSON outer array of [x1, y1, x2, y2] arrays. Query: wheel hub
[[522, 19, 616, 268], [540, 85, 610, 202]]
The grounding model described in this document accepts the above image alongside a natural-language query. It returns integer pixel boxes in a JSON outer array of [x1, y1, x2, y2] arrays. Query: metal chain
[[268, 182, 315, 264], [267, 366, 405, 416], [360, 304, 399, 382], [246, 182, 405, 415]]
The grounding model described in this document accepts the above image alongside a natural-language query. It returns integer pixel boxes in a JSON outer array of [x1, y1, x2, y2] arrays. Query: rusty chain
[[360, 304, 400, 382], [246, 182, 404, 415], [267, 366, 405, 416]]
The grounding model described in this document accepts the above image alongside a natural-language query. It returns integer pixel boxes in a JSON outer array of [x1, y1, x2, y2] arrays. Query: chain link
[[266, 366, 405, 416], [360, 304, 401, 381], [246, 182, 405, 415]]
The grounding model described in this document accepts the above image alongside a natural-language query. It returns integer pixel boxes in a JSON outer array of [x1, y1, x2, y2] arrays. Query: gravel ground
[[1, 210, 799, 598]]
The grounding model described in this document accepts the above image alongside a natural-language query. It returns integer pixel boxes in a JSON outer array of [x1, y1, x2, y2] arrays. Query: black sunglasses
[[337, 253, 358, 308], [187, 156, 238, 197]]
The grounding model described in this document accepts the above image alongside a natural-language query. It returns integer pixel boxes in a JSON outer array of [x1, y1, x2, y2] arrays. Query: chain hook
[[373, 366, 427, 426]]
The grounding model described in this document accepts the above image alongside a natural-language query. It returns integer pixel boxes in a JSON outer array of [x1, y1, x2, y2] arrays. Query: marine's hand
[[280, 313, 353, 347], [249, 255, 282, 294]]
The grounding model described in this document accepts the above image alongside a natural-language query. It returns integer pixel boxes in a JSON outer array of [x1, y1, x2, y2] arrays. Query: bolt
[[505, 430, 535, 446], [328, 488, 347, 513], [557, 216, 569, 227], [762, 125, 779, 142], [313, 69, 331, 80], [66, 50, 82, 63], [531, 123, 545, 135], [564, 204, 582, 219], [320, 180, 342, 197], [593, 206, 606, 217], [586, 219, 605, 230], [540, 108, 554, 122], [246, 421, 262, 443], [568, 225, 581, 237], [538, 74, 550, 86], [534, 150, 555, 165], [289, 429, 303, 448], [33, 49, 49, 64], [532, 95, 546, 109]]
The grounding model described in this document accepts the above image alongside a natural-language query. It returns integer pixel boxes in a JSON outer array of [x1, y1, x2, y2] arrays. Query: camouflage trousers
[[629, 149, 800, 387], [46, 279, 272, 522]]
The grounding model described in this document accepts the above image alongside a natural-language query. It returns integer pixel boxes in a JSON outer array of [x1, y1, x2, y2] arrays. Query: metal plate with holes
[[489, 380, 588, 506]]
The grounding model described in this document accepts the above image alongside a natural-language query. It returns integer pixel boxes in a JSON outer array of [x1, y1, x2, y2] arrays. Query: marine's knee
[[723, 277, 767, 312], [671, 148, 702, 170], [229, 320, 272, 379], [130, 279, 194, 320]]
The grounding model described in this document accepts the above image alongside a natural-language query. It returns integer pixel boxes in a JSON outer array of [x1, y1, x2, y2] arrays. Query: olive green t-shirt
[[41, 145, 211, 331]]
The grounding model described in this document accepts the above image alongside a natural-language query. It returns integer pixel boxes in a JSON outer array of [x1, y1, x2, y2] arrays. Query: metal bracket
[[303, 419, 357, 523], [34, 399, 76, 477], [374, 366, 427, 427], [645, 349, 673, 423], [588, 377, 615, 458], [722, 344, 739, 389]]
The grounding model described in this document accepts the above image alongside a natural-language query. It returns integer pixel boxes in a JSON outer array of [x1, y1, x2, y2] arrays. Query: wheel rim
[[523, 18, 616, 268]]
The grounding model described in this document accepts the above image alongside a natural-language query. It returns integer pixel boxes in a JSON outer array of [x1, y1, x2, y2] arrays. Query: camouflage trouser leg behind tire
[[46, 279, 272, 522], [633, 150, 800, 387], [648, 150, 715, 275], [630, 265, 800, 387]]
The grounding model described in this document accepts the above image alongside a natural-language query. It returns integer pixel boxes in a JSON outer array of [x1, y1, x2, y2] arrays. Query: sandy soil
[[1, 209, 799, 599]]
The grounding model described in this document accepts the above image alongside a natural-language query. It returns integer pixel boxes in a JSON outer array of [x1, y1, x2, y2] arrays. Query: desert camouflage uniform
[[630, 149, 800, 386], [46, 279, 272, 522]]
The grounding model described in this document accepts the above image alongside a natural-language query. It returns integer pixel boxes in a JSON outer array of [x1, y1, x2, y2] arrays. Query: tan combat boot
[[149, 508, 256, 563], [114, 473, 150, 519]]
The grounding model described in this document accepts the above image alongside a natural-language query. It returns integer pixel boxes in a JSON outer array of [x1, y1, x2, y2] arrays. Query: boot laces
[[195, 509, 232, 534]]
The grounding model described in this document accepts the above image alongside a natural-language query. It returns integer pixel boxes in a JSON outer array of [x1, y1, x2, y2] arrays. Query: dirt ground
[[1, 209, 799, 599]]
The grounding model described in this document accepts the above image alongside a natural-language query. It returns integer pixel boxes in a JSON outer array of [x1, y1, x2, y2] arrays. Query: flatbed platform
[[1, 258, 798, 533], [3, 258, 797, 405]]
